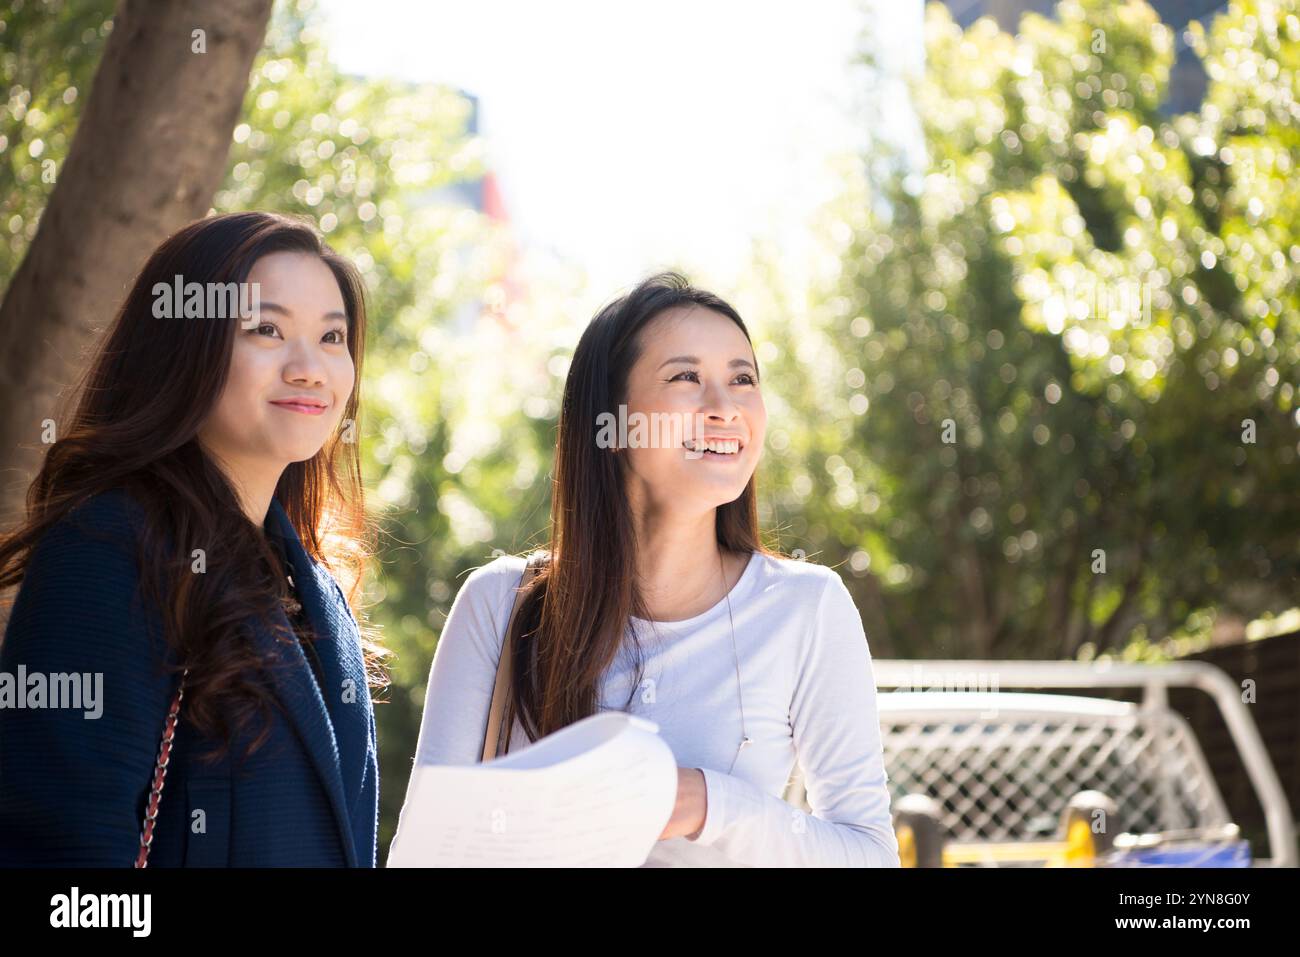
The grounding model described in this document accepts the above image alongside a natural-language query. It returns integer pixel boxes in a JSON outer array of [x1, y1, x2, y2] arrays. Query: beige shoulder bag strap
[[480, 552, 545, 762]]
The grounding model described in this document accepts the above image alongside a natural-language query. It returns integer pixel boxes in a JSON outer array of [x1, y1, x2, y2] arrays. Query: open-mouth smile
[[683, 437, 744, 458]]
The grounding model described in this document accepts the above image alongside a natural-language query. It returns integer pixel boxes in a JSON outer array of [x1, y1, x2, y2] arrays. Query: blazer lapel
[[282, 525, 372, 822], [260, 497, 360, 867]]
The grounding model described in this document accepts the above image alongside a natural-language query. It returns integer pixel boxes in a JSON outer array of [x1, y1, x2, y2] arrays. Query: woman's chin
[[279, 442, 329, 464], [676, 473, 750, 505]]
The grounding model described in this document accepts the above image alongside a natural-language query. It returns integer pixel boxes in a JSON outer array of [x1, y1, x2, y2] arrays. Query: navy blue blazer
[[0, 488, 379, 866]]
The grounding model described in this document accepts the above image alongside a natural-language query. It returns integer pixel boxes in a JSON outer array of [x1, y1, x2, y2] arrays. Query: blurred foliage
[[0, 0, 111, 279], [793, 0, 1299, 663]]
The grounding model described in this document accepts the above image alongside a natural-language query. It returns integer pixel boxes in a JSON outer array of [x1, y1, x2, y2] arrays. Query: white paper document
[[387, 711, 678, 867]]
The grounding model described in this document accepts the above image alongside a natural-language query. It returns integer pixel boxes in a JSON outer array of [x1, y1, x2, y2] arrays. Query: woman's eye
[[254, 322, 280, 338], [669, 370, 758, 386], [323, 329, 347, 344]]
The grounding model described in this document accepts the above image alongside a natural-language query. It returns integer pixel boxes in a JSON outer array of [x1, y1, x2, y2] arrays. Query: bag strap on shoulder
[[480, 551, 547, 763]]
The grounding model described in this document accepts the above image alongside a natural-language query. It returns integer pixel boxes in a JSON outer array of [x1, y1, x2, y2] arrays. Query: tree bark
[[1094, 541, 1148, 653], [1047, 522, 1082, 656], [0, 0, 273, 522], [854, 571, 895, 659]]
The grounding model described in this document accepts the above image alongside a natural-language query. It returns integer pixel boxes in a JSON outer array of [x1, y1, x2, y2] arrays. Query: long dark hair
[[0, 211, 384, 761], [503, 271, 770, 746]]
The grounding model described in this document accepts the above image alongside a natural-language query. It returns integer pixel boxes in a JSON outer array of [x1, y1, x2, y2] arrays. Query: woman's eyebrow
[[258, 301, 348, 321], [656, 355, 756, 371]]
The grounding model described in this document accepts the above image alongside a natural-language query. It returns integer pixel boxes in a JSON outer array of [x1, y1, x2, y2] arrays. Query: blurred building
[[422, 91, 522, 335], [938, 0, 1229, 113]]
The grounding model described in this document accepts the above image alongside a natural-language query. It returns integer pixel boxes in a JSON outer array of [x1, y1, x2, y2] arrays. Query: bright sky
[[318, 0, 924, 303]]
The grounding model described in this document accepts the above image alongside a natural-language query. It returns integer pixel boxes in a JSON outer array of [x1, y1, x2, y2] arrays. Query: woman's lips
[[269, 400, 327, 416]]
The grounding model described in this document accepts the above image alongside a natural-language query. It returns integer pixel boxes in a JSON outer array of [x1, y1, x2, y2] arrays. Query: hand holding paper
[[388, 711, 678, 867]]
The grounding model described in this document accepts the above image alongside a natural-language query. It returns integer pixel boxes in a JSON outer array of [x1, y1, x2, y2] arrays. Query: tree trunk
[[0, 0, 273, 522]]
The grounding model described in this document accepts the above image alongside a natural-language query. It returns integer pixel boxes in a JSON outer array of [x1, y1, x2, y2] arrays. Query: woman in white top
[[400, 272, 899, 867]]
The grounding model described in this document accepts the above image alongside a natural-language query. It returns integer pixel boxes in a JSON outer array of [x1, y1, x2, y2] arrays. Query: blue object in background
[[1107, 840, 1252, 868]]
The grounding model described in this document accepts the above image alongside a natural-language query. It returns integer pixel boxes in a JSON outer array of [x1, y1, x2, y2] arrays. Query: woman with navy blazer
[[0, 211, 384, 866]]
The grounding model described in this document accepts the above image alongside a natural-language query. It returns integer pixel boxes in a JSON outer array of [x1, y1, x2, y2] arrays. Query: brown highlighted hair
[[0, 211, 384, 761]]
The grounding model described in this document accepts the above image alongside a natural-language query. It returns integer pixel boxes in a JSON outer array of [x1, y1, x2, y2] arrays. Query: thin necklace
[[721, 546, 751, 774]]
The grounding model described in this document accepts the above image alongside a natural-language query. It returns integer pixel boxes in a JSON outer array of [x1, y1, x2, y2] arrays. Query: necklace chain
[[721, 546, 751, 774]]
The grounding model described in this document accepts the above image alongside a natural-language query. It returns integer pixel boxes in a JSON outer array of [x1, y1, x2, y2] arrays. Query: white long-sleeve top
[[398, 549, 901, 867]]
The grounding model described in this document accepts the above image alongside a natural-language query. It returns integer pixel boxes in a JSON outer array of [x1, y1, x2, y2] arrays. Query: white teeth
[[685, 439, 740, 454]]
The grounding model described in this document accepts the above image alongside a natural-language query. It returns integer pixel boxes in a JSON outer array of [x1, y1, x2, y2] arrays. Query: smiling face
[[197, 250, 355, 480], [619, 305, 766, 516]]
